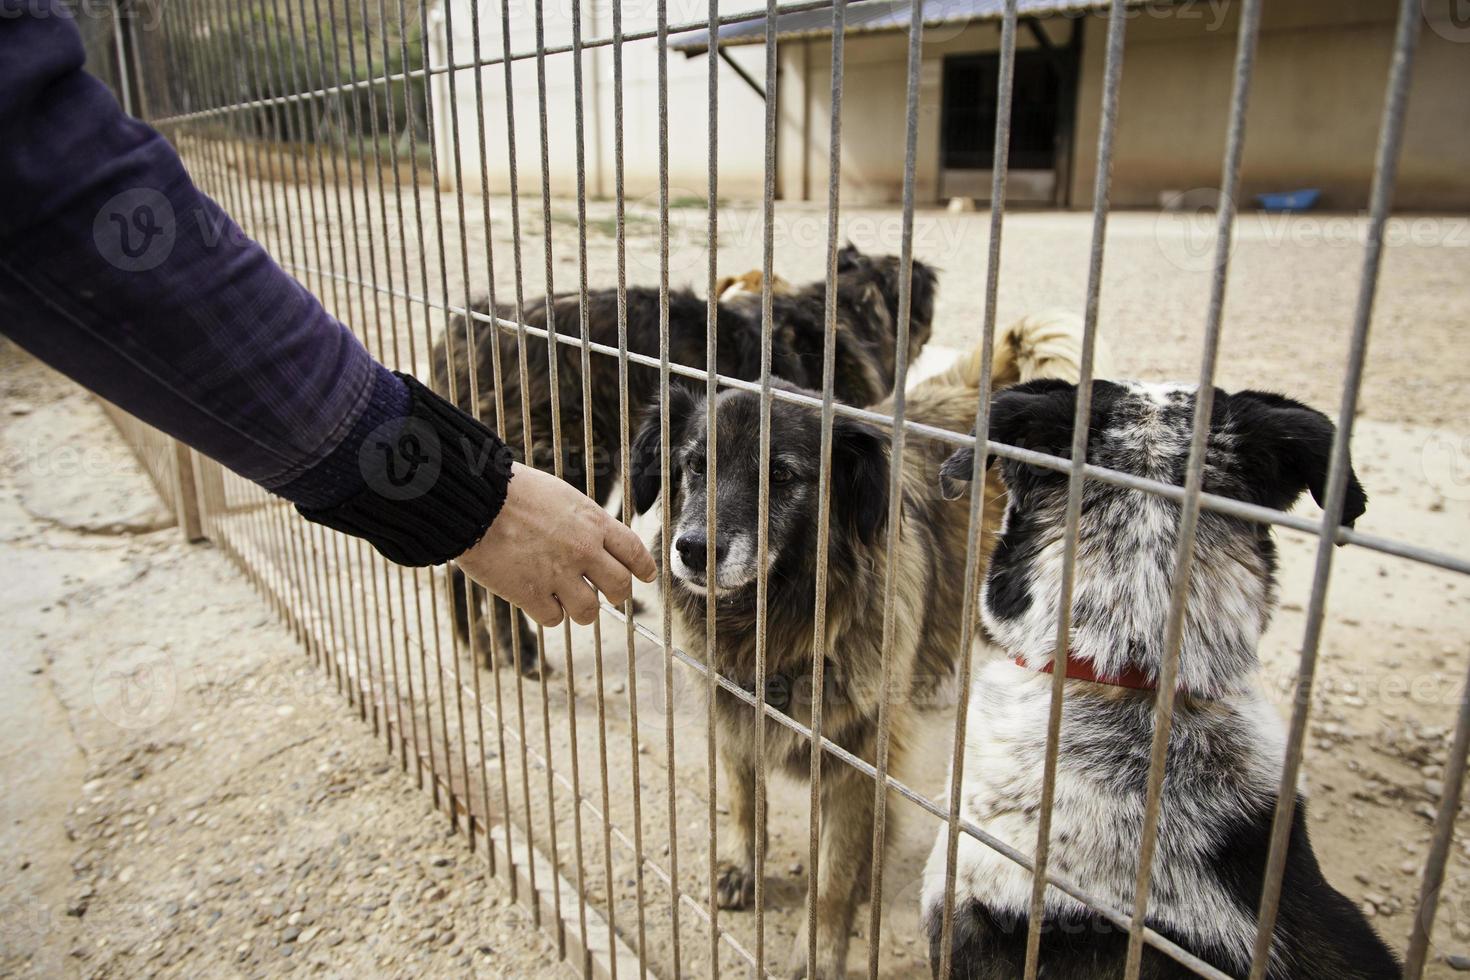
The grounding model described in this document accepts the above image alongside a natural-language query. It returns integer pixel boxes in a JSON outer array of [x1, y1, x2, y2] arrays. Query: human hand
[[453, 462, 656, 627]]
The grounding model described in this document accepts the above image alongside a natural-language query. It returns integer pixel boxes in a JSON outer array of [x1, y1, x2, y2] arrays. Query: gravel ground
[[5, 154, 1470, 978], [0, 346, 565, 978]]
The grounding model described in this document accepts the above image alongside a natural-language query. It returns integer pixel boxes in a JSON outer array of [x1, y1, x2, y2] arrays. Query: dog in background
[[714, 269, 792, 301], [431, 244, 937, 676], [628, 312, 1098, 978], [924, 380, 1397, 978]]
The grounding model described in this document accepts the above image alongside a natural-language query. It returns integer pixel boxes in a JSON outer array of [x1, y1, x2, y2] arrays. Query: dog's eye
[[771, 465, 793, 484], [686, 454, 706, 476]]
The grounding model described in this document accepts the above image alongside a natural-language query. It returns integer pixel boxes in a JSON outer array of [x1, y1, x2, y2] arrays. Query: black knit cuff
[[297, 373, 513, 567]]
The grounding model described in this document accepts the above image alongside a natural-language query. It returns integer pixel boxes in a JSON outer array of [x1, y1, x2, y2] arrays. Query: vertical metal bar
[[935, 2, 1015, 977], [1249, 2, 1423, 975], [233, 1, 279, 253], [148, 4, 181, 151], [437, 0, 501, 873], [153, 0, 188, 127], [378, 0, 413, 374], [440, 559, 475, 841], [315, 528, 346, 696], [330, 533, 366, 714], [752, 0, 781, 967], [393, 0, 444, 806], [1121, 1, 1264, 975], [703, 0, 724, 971], [276, 481, 321, 667], [312, 0, 369, 721], [373, 0, 424, 780], [361, 549, 388, 740], [297, 0, 359, 708], [283, 0, 336, 321], [111, 0, 135, 116], [864, 0, 924, 973], [566, 0, 617, 965], [219, 0, 269, 249], [123, 1, 151, 121], [408, 560, 435, 802], [463, 0, 520, 893], [195, 0, 248, 247], [1018, 2, 1125, 975], [529, 0, 592, 958], [178, 0, 217, 180], [238, 0, 316, 661], [610, 0, 650, 970], [654, 0, 684, 974], [399, 0, 438, 799], [266, 0, 322, 306], [213, 0, 291, 645], [340, 0, 395, 747], [1406, 653, 1470, 977], [492, 0, 553, 929], [416, 0, 476, 841], [803, 0, 847, 974], [275, 0, 346, 686], [412, 0, 466, 834], [566, 0, 621, 964], [239, 0, 320, 656], [159, 5, 191, 147], [321, 0, 388, 733], [200, 0, 274, 618]]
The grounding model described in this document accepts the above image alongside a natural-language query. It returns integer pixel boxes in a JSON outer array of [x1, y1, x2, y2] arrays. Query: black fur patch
[[1225, 390, 1368, 528], [928, 797, 1399, 978], [831, 416, 890, 545]]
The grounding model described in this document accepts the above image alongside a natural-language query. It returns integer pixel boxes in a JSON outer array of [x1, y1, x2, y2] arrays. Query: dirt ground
[[2, 174, 1469, 978], [0, 346, 566, 978]]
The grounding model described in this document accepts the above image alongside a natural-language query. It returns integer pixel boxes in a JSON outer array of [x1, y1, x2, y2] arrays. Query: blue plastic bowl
[[1255, 188, 1321, 212]]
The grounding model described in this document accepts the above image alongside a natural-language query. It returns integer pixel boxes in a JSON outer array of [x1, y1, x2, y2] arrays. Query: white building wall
[[433, 0, 776, 201]]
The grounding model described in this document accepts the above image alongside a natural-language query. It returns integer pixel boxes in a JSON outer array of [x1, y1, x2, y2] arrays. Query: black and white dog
[[924, 380, 1398, 979]]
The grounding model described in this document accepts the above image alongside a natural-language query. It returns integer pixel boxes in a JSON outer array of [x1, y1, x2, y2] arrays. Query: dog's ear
[[907, 259, 938, 333], [628, 412, 664, 514], [939, 381, 1083, 499], [714, 274, 735, 300], [831, 416, 889, 545], [837, 242, 863, 273], [1229, 390, 1368, 529], [986, 379, 1081, 462], [939, 445, 976, 501], [628, 386, 699, 514]]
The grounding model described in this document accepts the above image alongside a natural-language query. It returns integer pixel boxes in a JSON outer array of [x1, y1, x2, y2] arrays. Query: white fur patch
[[668, 526, 771, 596], [923, 652, 1289, 972]]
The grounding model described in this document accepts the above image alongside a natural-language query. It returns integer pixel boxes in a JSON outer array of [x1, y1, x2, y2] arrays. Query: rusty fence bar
[[81, 0, 1462, 977], [1250, 1, 1426, 977]]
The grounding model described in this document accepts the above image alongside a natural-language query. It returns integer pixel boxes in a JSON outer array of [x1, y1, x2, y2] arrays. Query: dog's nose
[[675, 532, 726, 569]]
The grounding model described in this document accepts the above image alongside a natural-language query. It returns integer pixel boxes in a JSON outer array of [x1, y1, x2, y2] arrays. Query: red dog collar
[[1012, 654, 1159, 693]]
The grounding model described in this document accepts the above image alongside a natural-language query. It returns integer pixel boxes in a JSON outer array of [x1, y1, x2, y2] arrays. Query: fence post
[[172, 441, 206, 543]]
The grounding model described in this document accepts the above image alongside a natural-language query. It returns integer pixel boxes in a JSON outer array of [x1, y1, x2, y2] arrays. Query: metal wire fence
[[82, 0, 1468, 976]]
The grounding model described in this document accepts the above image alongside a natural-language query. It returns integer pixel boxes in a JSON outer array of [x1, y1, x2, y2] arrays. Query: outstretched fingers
[[604, 515, 657, 583]]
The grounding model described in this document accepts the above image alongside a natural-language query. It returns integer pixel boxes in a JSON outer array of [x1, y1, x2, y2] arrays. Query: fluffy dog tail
[[932, 310, 1112, 392]]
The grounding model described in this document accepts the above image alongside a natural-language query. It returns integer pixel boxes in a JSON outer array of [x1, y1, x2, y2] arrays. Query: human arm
[[0, 2, 652, 622]]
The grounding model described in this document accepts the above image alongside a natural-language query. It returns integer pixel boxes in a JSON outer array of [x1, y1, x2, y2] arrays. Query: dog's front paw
[[787, 926, 849, 979], [715, 861, 755, 910]]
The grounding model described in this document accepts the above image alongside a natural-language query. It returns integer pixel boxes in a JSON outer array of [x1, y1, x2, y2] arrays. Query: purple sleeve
[[0, 1, 406, 508]]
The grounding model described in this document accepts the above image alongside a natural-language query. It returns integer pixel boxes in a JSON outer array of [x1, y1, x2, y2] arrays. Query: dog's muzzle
[[668, 529, 759, 595]]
